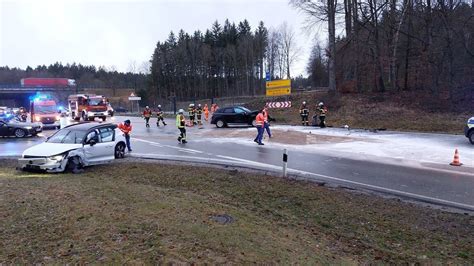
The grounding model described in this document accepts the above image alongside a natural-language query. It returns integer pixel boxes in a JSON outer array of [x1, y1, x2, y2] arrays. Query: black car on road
[[0, 119, 42, 138], [211, 106, 259, 128]]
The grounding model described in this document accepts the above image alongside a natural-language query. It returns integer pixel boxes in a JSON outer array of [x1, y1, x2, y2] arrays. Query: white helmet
[[302, 101, 306, 105], [158, 104, 161, 108], [146, 106, 149, 109], [178, 109, 184, 114], [198, 104, 201, 107], [318, 102, 324, 106]]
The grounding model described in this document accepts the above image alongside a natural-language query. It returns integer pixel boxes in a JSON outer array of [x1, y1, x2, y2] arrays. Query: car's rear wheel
[[251, 119, 257, 127], [14, 128, 26, 138], [216, 119, 225, 128], [101, 116, 106, 122], [469, 131, 474, 145], [115, 143, 126, 158]]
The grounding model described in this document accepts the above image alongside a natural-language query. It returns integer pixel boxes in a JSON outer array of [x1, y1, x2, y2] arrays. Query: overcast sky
[[0, 0, 324, 76]]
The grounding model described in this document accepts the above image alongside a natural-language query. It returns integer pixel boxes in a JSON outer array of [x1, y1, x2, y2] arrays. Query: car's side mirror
[[89, 139, 97, 146]]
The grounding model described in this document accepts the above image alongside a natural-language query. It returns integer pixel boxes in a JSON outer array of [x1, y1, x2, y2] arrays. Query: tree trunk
[[328, 0, 337, 93]]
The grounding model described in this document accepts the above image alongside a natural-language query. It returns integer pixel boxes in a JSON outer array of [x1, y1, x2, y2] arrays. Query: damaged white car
[[18, 122, 127, 173]]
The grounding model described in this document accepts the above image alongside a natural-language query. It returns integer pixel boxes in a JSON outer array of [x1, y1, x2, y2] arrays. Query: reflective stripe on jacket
[[176, 114, 185, 128]]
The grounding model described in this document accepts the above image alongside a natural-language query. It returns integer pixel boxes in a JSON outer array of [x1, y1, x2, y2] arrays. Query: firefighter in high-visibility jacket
[[118, 119, 132, 152], [253, 110, 265, 145], [188, 104, 196, 126], [196, 104, 203, 126], [299, 101, 309, 126], [317, 102, 327, 128], [156, 104, 167, 126], [176, 109, 187, 144], [143, 106, 152, 128], [203, 104, 209, 122]]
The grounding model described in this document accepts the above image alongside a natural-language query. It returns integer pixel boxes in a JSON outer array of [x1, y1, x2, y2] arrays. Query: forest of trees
[[0, 63, 148, 89], [149, 19, 302, 101], [293, 0, 474, 98], [2, 0, 473, 102]]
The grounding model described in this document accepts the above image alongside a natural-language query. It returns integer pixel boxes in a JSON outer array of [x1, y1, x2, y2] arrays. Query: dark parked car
[[114, 106, 128, 113], [0, 119, 42, 138], [464, 116, 474, 144], [211, 106, 259, 128]]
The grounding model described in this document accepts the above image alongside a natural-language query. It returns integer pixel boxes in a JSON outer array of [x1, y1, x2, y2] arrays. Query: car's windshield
[[239, 107, 251, 113], [47, 129, 86, 144], [35, 105, 57, 113], [88, 98, 106, 106]]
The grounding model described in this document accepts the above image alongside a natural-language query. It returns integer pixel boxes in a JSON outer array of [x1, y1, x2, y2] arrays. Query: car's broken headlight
[[49, 153, 66, 162]]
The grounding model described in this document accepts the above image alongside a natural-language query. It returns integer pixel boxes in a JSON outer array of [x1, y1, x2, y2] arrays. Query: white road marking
[[132, 137, 203, 154], [216, 155, 474, 211]]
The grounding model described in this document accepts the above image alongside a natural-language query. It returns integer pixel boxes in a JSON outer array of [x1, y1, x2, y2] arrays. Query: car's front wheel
[[101, 116, 106, 122], [66, 156, 83, 174], [216, 119, 225, 128], [14, 128, 26, 138], [115, 143, 126, 159], [469, 131, 474, 145]]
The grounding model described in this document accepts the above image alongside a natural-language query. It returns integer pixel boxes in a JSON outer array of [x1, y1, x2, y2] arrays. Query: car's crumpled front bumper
[[18, 157, 68, 173]]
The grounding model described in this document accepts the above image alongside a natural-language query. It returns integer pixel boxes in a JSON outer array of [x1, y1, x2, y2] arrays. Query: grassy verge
[[0, 159, 472, 264]]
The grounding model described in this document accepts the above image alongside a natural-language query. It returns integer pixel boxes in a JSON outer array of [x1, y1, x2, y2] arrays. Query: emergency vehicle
[[30, 95, 60, 129], [68, 94, 108, 121]]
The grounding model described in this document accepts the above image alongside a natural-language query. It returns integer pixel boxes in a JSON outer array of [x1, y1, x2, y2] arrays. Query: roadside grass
[[243, 91, 471, 134], [0, 159, 472, 264]]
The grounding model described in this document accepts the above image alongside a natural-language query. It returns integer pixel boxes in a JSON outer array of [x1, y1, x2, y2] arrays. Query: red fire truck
[[30, 95, 60, 129], [68, 94, 108, 121]]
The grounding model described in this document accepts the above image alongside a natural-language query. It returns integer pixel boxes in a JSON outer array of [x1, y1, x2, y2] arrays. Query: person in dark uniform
[[156, 104, 167, 126], [299, 101, 309, 126]]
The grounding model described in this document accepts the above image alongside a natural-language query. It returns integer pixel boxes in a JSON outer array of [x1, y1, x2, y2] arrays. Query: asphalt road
[[1, 115, 473, 212]]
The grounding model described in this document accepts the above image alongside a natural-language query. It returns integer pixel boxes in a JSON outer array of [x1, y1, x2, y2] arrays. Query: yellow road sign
[[266, 79, 291, 89], [266, 79, 291, 96], [266, 87, 291, 96]]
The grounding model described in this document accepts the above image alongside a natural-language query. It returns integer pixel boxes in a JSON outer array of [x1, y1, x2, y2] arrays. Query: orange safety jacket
[[263, 109, 269, 122], [143, 109, 152, 118], [118, 123, 132, 134], [256, 113, 265, 126]]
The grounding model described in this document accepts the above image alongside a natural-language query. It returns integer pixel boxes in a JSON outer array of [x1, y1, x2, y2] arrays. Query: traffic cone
[[450, 149, 462, 166]]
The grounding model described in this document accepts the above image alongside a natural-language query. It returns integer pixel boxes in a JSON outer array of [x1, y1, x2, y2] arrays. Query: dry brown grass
[[0, 159, 472, 264]]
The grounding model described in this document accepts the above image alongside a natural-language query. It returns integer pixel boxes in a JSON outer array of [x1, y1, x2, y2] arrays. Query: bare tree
[[291, 0, 338, 92], [266, 28, 282, 79], [280, 22, 301, 79]]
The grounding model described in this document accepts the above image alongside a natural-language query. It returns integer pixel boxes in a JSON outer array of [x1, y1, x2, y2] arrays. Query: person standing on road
[[176, 109, 187, 144], [300, 101, 309, 126], [196, 104, 203, 126], [253, 110, 265, 145], [188, 103, 196, 126], [143, 106, 152, 128], [262, 106, 272, 138], [156, 104, 167, 126], [317, 102, 327, 128], [203, 104, 209, 122], [118, 119, 132, 152]]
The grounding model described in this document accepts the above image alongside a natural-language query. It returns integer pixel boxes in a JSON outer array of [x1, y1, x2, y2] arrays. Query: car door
[[223, 108, 236, 123], [83, 127, 115, 164], [83, 130, 101, 163], [0, 121, 10, 136], [233, 107, 247, 123], [97, 126, 115, 161]]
